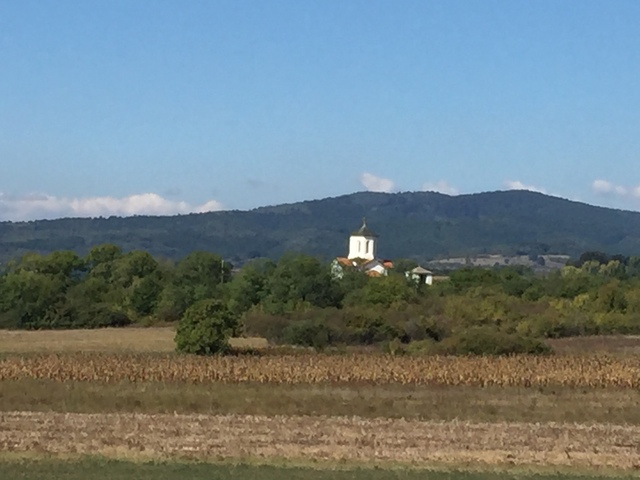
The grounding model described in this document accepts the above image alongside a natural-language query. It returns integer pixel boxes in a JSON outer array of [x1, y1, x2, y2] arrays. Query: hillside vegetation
[[2, 190, 640, 264]]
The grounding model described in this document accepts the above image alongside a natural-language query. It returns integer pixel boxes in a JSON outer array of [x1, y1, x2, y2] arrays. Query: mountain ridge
[[1, 190, 640, 264]]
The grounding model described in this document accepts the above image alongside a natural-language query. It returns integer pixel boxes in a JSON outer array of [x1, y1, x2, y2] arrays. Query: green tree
[[354, 275, 415, 308], [155, 283, 191, 322], [175, 299, 238, 355], [0, 270, 63, 328], [263, 254, 341, 313], [129, 273, 164, 316], [85, 244, 123, 284], [336, 268, 370, 301], [498, 266, 534, 297], [227, 258, 275, 315], [572, 251, 610, 267], [17, 251, 86, 280], [111, 251, 159, 289], [449, 267, 499, 292], [173, 252, 231, 304], [0, 251, 87, 329], [86, 244, 123, 267], [593, 280, 628, 313]]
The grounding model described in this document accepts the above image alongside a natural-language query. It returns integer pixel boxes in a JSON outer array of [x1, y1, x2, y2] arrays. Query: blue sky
[[1, 0, 639, 220]]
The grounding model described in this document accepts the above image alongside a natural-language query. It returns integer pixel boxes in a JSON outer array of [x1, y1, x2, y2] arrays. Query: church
[[331, 219, 394, 278]]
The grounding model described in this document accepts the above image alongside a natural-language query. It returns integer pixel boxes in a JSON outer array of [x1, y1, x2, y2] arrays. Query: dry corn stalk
[[1, 353, 639, 388]]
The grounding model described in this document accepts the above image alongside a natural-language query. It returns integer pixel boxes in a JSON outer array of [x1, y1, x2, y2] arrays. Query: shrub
[[404, 338, 438, 355], [241, 310, 294, 344], [436, 327, 551, 356], [282, 319, 335, 350], [175, 299, 238, 355], [82, 304, 131, 328]]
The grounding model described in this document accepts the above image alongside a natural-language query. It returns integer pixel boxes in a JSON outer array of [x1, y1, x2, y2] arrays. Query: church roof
[[351, 218, 378, 237], [335, 257, 353, 267]]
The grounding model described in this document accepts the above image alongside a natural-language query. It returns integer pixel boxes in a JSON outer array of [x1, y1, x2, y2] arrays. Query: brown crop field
[[3, 411, 640, 470], [3, 328, 640, 473], [1, 352, 640, 388]]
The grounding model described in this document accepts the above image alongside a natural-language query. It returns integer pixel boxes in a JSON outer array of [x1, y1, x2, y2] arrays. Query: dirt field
[[2, 411, 639, 470], [0, 328, 266, 353]]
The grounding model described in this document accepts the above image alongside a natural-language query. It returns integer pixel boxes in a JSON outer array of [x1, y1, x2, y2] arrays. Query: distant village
[[331, 219, 437, 285], [331, 219, 570, 281]]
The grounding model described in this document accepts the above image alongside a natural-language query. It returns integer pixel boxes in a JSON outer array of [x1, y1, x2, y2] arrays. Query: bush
[[175, 299, 238, 355], [80, 304, 131, 328], [282, 319, 335, 350], [400, 315, 449, 342], [436, 327, 551, 356], [241, 310, 293, 343], [404, 338, 438, 355]]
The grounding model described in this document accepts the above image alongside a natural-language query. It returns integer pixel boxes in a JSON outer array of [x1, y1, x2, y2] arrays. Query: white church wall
[[348, 235, 375, 261]]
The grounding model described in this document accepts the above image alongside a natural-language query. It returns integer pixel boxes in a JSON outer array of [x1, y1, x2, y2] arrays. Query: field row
[[2, 353, 640, 388], [3, 411, 640, 470]]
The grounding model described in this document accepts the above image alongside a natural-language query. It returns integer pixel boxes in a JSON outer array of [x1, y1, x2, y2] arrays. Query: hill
[[1, 190, 640, 264]]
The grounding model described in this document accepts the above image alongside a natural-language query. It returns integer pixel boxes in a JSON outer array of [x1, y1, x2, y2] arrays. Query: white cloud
[[504, 180, 547, 194], [592, 179, 615, 194], [193, 199, 225, 214], [422, 181, 459, 195], [359, 172, 396, 193], [592, 179, 634, 197], [0, 192, 224, 222]]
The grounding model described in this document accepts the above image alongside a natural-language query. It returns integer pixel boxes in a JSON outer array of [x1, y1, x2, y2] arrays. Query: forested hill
[[2, 190, 640, 264]]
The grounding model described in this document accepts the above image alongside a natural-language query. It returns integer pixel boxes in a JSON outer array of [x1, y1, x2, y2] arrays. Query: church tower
[[348, 218, 377, 261]]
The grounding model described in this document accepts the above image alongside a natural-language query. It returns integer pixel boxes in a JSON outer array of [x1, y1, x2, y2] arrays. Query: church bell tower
[[347, 218, 377, 261]]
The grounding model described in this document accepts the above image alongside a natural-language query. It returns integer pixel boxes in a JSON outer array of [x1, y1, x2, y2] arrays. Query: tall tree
[[263, 254, 341, 313]]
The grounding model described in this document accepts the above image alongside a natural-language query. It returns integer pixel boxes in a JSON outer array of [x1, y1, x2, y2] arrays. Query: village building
[[406, 265, 434, 285], [331, 219, 394, 278]]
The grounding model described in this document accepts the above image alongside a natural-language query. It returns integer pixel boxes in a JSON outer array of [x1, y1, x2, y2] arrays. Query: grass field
[[548, 335, 640, 356], [1, 379, 640, 425], [0, 379, 640, 425], [2, 327, 639, 355], [0, 327, 268, 353], [2, 328, 640, 476], [2, 457, 636, 480]]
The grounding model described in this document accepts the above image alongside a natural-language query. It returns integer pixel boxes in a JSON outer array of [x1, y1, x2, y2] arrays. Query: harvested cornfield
[[1, 353, 639, 388], [3, 411, 640, 469]]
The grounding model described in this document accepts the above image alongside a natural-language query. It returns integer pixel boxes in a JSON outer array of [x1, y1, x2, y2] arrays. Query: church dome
[[351, 218, 378, 237]]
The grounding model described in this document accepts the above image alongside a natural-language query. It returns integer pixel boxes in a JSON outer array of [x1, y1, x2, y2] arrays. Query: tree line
[[1, 245, 640, 355]]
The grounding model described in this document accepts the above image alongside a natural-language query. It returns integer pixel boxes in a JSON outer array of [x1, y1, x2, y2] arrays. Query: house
[[406, 266, 434, 285], [331, 219, 394, 278]]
